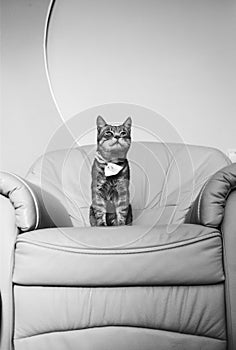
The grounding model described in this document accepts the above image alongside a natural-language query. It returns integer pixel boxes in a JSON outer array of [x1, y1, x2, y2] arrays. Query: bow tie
[[95, 152, 125, 177]]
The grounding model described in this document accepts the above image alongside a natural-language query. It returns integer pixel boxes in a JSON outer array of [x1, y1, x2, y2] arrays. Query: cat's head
[[96, 116, 132, 161]]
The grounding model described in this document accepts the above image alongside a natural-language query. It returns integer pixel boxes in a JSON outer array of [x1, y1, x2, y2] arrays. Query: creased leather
[[14, 285, 226, 340], [221, 190, 236, 350], [186, 163, 236, 228], [25, 142, 230, 227], [0, 142, 232, 350], [0, 171, 72, 232], [0, 195, 18, 350], [14, 327, 226, 350], [13, 224, 224, 286]]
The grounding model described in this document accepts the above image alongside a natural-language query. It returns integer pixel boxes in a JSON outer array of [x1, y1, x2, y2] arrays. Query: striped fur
[[90, 116, 132, 226]]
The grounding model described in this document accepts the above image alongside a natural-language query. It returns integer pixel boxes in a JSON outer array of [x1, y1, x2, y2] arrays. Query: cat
[[89, 116, 132, 226]]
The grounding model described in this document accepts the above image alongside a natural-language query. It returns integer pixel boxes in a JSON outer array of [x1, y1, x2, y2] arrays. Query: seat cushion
[[13, 224, 224, 286]]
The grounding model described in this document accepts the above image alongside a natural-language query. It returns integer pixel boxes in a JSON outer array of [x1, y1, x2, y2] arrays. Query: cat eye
[[104, 131, 113, 138], [120, 131, 127, 137]]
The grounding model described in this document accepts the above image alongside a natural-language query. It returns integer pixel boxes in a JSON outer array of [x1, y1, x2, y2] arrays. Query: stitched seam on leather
[[6, 172, 40, 230], [8, 226, 20, 350], [197, 181, 208, 223], [14, 325, 227, 342], [221, 226, 233, 347], [198, 181, 236, 226], [16, 232, 221, 255]]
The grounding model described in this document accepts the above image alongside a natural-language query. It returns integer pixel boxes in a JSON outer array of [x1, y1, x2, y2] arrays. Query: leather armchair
[[0, 142, 235, 350]]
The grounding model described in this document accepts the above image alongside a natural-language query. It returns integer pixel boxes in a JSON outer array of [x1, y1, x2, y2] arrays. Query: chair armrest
[[221, 190, 236, 350], [0, 171, 72, 232], [0, 195, 19, 350], [186, 163, 236, 228], [0, 172, 71, 349], [185, 163, 236, 349]]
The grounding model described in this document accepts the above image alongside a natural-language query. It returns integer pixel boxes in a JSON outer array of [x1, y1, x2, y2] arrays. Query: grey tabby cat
[[89, 116, 132, 226]]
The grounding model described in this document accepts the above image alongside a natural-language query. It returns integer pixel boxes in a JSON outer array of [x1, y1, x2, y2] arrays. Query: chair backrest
[[26, 142, 231, 227]]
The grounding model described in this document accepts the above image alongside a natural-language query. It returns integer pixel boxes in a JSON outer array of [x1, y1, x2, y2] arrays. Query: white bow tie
[[104, 162, 123, 176], [95, 152, 124, 177]]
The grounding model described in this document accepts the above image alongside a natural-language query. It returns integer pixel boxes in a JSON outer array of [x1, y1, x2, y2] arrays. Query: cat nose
[[114, 135, 120, 139]]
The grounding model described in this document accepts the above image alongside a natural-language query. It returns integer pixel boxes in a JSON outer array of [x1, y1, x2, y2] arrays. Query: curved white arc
[[43, 0, 66, 124]]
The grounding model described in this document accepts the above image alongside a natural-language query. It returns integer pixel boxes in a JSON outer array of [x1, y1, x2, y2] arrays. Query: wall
[[1, 0, 236, 176], [1, 0, 60, 176], [47, 0, 236, 150]]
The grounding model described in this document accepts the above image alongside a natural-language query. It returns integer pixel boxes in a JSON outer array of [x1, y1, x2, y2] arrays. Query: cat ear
[[96, 116, 107, 130], [123, 117, 132, 129]]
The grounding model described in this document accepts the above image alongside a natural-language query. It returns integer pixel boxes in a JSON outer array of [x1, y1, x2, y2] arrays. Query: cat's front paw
[[96, 219, 107, 226], [109, 218, 118, 226], [117, 217, 126, 226], [117, 211, 130, 225]]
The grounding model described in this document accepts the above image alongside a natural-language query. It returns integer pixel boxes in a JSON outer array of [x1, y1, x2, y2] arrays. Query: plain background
[[1, 0, 236, 176]]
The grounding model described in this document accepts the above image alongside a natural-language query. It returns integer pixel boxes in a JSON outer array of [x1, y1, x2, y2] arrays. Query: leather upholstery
[[0, 196, 18, 350], [14, 327, 226, 350], [0, 142, 234, 350], [14, 285, 226, 347], [221, 190, 236, 349], [0, 172, 72, 232], [185, 163, 236, 349], [26, 142, 230, 227], [0, 143, 230, 231], [186, 163, 236, 227], [13, 224, 224, 286], [0, 172, 39, 232]]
